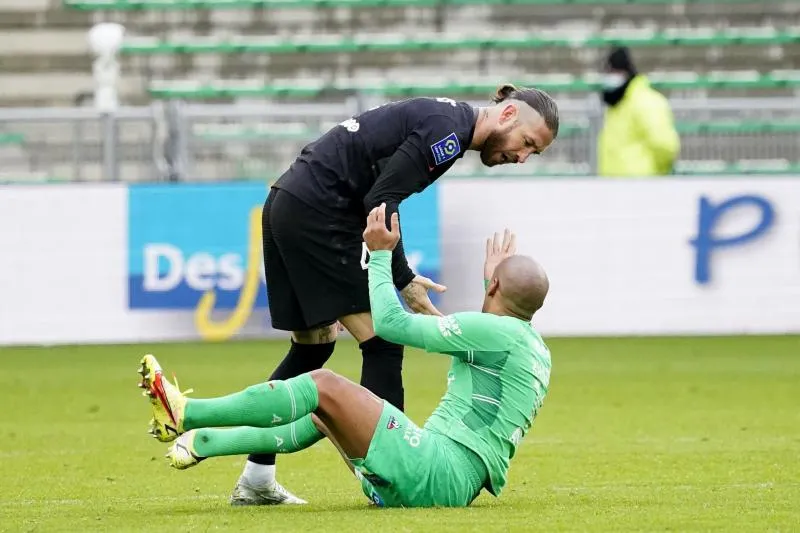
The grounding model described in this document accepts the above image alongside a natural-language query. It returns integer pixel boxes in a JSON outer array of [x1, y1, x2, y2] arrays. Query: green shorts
[[350, 401, 488, 508]]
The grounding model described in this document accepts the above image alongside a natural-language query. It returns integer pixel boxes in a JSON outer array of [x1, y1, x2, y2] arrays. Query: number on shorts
[[361, 242, 370, 270], [436, 97, 457, 107]]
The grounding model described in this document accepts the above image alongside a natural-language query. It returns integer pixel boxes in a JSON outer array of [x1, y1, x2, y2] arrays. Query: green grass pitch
[[1, 335, 798, 531]]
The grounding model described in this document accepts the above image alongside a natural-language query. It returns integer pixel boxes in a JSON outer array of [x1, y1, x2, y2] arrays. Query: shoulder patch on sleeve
[[430, 132, 461, 166], [437, 315, 463, 337]]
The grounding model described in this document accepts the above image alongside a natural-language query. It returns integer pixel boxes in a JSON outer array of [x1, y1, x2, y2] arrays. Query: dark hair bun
[[492, 83, 518, 103]]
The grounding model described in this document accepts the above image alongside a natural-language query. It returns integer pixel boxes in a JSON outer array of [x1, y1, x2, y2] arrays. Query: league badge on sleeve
[[387, 416, 401, 430], [430, 132, 461, 166]]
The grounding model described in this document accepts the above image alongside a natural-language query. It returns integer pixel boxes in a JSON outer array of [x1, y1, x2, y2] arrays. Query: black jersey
[[274, 97, 477, 215], [273, 96, 477, 289]]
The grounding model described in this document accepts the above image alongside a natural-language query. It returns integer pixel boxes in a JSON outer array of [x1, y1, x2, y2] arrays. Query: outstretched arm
[[363, 148, 446, 315], [369, 250, 512, 355], [364, 206, 513, 357], [363, 146, 426, 291]]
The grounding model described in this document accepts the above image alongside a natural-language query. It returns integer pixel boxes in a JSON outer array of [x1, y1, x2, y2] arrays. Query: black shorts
[[262, 187, 371, 331]]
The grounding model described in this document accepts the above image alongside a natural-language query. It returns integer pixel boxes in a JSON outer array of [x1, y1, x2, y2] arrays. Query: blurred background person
[[597, 46, 680, 178]]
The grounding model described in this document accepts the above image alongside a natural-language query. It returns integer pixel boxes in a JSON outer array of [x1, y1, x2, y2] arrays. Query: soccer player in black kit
[[230, 84, 560, 505]]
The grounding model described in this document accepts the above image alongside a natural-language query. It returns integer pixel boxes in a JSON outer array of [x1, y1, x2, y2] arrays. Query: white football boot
[[230, 478, 307, 506]]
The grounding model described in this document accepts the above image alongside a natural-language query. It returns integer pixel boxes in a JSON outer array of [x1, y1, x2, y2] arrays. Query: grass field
[[1, 335, 798, 532]]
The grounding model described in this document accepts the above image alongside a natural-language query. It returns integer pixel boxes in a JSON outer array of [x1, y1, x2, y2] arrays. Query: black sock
[[359, 336, 405, 412], [247, 340, 336, 466]]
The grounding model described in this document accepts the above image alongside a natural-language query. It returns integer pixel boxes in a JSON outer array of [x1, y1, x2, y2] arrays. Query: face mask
[[602, 73, 628, 90], [601, 73, 632, 107]]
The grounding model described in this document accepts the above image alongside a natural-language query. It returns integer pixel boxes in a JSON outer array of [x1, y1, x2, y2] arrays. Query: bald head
[[493, 255, 549, 320]]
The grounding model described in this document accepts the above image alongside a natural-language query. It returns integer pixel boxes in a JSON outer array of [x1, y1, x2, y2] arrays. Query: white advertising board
[[0, 177, 797, 346], [0, 184, 268, 346], [440, 178, 800, 336]]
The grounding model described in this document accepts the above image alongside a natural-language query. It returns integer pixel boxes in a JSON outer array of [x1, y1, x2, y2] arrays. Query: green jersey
[[367, 251, 552, 496]]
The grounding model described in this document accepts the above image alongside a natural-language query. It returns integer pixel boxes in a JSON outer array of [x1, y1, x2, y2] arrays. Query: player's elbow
[[363, 190, 381, 211], [372, 312, 404, 344], [363, 190, 401, 213], [372, 315, 392, 340]]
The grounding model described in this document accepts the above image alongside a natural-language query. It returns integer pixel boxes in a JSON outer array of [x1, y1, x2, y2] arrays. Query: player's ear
[[498, 104, 517, 125], [486, 278, 500, 296]]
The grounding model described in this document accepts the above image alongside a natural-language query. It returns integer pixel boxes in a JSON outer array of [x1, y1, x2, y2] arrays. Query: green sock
[[192, 415, 324, 458], [183, 374, 319, 430]]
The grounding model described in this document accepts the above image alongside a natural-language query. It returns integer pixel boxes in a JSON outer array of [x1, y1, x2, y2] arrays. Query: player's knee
[[309, 368, 345, 399], [309, 368, 338, 388], [293, 323, 339, 344]]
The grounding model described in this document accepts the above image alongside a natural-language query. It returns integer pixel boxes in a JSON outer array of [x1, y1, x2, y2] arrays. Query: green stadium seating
[[193, 120, 800, 142], [674, 121, 800, 135], [193, 122, 319, 141], [556, 120, 800, 137], [196, 120, 800, 178], [148, 71, 800, 99], [673, 159, 800, 176], [461, 159, 800, 177], [0, 133, 25, 145], [438, 159, 800, 177], [64, 0, 780, 10], [120, 27, 800, 56]]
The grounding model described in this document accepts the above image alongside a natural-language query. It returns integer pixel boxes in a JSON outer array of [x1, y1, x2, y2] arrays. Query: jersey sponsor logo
[[403, 425, 423, 448], [430, 132, 461, 166]]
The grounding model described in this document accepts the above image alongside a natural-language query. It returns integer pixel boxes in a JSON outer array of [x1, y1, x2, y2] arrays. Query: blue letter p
[[690, 195, 774, 285]]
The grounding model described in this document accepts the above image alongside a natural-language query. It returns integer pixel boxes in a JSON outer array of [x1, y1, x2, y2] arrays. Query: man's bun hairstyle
[[491, 83, 560, 138], [492, 83, 519, 104]]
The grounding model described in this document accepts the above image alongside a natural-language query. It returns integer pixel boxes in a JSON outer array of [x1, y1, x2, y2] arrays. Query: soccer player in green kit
[[138, 203, 552, 508]]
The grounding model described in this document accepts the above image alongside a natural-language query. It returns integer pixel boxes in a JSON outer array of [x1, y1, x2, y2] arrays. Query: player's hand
[[401, 275, 447, 316], [363, 203, 400, 252], [484, 228, 517, 280]]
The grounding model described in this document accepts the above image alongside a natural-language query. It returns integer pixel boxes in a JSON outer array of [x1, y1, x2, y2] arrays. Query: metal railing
[[0, 95, 797, 183]]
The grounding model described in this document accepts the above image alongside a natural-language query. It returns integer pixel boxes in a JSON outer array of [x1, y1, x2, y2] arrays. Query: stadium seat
[[187, 117, 800, 179], [0, 132, 25, 145], [442, 158, 800, 178], [148, 71, 800, 99], [673, 159, 800, 176], [192, 121, 325, 140], [120, 27, 800, 56], [190, 119, 800, 142], [447, 158, 800, 177], [447, 161, 592, 178], [674, 120, 800, 135], [63, 0, 780, 10]]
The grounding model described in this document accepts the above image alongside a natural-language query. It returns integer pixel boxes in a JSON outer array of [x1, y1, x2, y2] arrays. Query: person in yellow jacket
[[597, 47, 680, 177]]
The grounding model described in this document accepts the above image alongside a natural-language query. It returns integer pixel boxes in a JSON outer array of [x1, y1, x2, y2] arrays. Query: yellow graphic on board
[[194, 207, 262, 341]]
